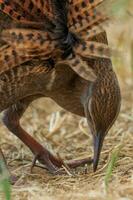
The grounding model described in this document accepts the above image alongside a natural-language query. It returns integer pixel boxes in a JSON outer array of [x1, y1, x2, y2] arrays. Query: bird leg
[[2, 97, 92, 174], [2, 98, 62, 173]]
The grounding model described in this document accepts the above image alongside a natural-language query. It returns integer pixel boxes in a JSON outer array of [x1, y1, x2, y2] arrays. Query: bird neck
[[86, 32, 114, 77], [87, 57, 114, 77]]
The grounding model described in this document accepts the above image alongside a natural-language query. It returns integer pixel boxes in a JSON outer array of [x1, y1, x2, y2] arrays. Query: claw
[[31, 148, 93, 175], [31, 151, 61, 174]]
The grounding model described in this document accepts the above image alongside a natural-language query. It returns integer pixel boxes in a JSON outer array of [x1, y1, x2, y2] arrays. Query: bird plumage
[[0, 0, 111, 80], [0, 1, 121, 174]]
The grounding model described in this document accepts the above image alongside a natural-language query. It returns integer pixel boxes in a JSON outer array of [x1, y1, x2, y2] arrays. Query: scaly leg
[[2, 97, 62, 173], [2, 97, 92, 174]]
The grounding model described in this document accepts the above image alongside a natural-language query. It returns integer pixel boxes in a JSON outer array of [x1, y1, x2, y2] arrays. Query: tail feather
[[69, 0, 103, 14], [1, 29, 55, 59], [75, 41, 111, 59], [0, 0, 27, 22], [68, 0, 104, 24], [50, 0, 108, 47], [78, 25, 105, 41], [57, 41, 111, 81], [1, 28, 53, 47], [49, 0, 110, 78], [69, 7, 107, 33], [32, 0, 53, 17], [0, 43, 55, 74], [15, 0, 48, 21], [58, 54, 97, 81], [0, 0, 42, 21], [0, 0, 113, 81], [69, 0, 103, 6], [0, 45, 33, 74], [0, 0, 54, 30]]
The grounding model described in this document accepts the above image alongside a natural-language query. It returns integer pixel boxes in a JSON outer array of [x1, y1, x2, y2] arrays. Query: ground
[[0, 19, 133, 200]]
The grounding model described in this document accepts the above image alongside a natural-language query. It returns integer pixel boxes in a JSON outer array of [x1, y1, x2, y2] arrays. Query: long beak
[[93, 132, 105, 172]]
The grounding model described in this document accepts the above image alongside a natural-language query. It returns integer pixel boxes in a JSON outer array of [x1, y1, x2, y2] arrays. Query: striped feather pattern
[[0, 0, 111, 80]]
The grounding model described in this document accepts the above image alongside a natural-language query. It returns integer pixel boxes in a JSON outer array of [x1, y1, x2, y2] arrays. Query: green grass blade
[[0, 160, 11, 200], [104, 146, 122, 191]]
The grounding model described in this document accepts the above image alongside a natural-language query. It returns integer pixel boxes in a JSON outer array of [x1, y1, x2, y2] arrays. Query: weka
[[0, 33, 121, 174], [0, 0, 121, 174]]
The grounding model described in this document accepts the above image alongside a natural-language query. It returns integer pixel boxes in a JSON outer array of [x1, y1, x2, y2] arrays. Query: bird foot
[[31, 149, 93, 174], [66, 157, 93, 168], [31, 149, 63, 174]]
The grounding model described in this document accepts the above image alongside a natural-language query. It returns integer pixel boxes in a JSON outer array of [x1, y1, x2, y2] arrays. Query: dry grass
[[0, 14, 133, 200]]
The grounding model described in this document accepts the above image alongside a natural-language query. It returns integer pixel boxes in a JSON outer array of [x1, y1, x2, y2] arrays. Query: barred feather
[[0, 43, 56, 75], [0, 0, 112, 80], [0, 45, 32, 74], [0, 0, 54, 29], [1, 29, 53, 46], [0, 0, 26, 22], [57, 54, 97, 82], [75, 41, 111, 59], [68, 0, 107, 31]]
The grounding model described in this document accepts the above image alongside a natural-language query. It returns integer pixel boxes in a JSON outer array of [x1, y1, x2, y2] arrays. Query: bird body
[[0, 32, 121, 173], [0, 1, 121, 174]]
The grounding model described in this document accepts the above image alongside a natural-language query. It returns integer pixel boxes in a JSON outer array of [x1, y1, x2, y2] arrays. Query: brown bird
[[0, 33, 121, 174], [0, 0, 121, 174]]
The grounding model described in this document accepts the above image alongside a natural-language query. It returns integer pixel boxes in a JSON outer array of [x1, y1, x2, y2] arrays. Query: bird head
[[83, 71, 121, 172]]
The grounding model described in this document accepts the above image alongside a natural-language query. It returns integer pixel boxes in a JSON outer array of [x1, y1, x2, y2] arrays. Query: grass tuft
[[0, 160, 11, 200], [104, 145, 122, 191]]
